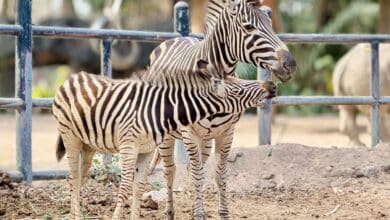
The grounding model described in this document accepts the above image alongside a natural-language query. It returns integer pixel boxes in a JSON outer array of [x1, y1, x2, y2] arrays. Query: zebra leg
[[112, 145, 138, 220], [159, 137, 176, 220], [214, 128, 234, 219], [201, 139, 213, 165], [80, 145, 95, 186], [339, 106, 364, 146], [61, 133, 83, 220], [182, 130, 206, 220], [131, 152, 154, 219]]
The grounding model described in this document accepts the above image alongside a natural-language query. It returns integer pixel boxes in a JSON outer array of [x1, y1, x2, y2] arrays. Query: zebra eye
[[243, 24, 257, 32]]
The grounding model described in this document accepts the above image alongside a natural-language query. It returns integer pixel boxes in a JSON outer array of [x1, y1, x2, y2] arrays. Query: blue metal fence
[[1, 0, 390, 182]]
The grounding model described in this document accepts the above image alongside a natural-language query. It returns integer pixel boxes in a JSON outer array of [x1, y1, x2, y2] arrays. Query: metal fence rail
[[1, 0, 390, 182]]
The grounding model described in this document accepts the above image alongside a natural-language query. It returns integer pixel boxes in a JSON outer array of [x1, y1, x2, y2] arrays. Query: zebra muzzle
[[262, 81, 277, 98]]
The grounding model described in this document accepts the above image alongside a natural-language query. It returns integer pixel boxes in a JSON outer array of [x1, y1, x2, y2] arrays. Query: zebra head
[[198, 59, 276, 108], [221, 0, 296, 82]]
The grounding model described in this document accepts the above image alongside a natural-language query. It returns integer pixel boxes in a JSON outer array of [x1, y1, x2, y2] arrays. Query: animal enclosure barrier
[[0, 0, 390, 182]]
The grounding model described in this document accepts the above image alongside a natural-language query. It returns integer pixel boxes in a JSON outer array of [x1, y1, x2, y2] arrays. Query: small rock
[[143, 188, 167, 202], [262, 173, 274, 180], [141, 195, 158, 210], [228, 189, 236, 193], [381, 165, 390, 174], [275, 194, 284, 201], [325, 165, 333, 172], [311, 213, 320, 218], [227, 151, 243, 162], [330, 168, 355, 177], [353, 166, 379, 178], [0, 208, 6, 216], [267, 180, 277, 189], [98, 197, 109, 206]]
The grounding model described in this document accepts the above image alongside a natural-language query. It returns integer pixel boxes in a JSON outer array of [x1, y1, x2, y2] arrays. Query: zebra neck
[[204, 0, 225, 36], [169, 85, 223, 129], [199, 20, 238, 76]]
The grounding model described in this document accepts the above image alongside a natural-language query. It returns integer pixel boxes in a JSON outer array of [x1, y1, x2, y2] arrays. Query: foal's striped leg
[[159, 137, 176, 220], [200, 139, 213, 164], [182, 130, 206, 219], [80, 145, 95, 186], [214, 127, 234, 219], [131, 151, 154, 219], [61, 133, 83, 220], [113, 144, 138, 220]]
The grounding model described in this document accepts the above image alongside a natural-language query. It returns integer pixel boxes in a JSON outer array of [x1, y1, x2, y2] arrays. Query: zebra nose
[[278, 50, 297, 74], [262, 81, 276, 97]]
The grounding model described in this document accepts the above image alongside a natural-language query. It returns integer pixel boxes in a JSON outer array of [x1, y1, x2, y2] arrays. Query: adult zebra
[[53, 60, 276, 220], [147, 0, 296, 219]]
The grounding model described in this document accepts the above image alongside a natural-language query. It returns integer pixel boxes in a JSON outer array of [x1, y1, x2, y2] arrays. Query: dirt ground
[[1, 143, 390, 219]]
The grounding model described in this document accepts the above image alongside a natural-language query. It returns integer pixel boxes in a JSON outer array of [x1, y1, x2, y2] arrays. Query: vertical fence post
[[174, 1, 189, 163], [258, 69, 272, 145], [371, 42, 380, 147], [15, 0, 32, 183], [100, 38, 113, 166]]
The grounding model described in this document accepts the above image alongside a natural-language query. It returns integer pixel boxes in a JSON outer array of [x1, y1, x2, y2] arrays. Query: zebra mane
[[127, 65, 215, 88], [204, 0, 225, 36], [204, 0, 263, 36]]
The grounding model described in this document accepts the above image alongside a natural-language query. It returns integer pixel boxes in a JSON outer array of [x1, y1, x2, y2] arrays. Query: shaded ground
[[2, 143, 390, 219]]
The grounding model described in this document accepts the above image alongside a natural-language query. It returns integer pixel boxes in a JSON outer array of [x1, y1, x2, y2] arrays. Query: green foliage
[[92, 154, 121, 183], [87, 0, 135, 11], [32, 66, 70, 98], [42, 212, 53, 220]]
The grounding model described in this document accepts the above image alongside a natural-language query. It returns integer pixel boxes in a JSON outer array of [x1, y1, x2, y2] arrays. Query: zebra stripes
[[149, 0, 295, 80], [53, 60, 276, 220], [146, 0, 296, 219]]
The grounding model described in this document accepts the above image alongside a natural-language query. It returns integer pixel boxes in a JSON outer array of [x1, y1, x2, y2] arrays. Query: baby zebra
[[52, 60, 276, 219]]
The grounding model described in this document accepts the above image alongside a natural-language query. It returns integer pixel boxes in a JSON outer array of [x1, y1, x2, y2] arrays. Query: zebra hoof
[[165, 209, 175, 220]]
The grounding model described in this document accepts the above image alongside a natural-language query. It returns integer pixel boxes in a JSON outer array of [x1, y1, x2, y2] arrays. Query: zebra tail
[[56, 135, 66, 162]]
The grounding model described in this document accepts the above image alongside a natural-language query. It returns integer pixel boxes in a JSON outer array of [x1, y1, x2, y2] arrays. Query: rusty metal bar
[[32, 25, 181, 42], [258, 69, 272, 145], [15, 0, 33, 183], [273, 96, 377, 106], [100, 38, 113, 166], [173, 1, 190, 164], [9, 170, 68, 181], [0, 98, 23, 108], [370, 42, 380, 146], [0, 24, 22, 35], [4, 96, 386, 110]]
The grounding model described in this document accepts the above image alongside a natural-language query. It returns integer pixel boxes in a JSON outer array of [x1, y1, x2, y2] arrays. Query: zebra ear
[[226, 0, 240, 13], [196, 59, 209, 72], [245, 0, 263, 7], [260, 5, 272, 19]]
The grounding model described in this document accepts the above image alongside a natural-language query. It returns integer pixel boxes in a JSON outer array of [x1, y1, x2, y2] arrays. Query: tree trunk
[[262, 0, 280, 32], [0, 0, 15, 19], [378, 0, 390, 33], [189, 0, 208, 33], [61, 0, 76, 17]]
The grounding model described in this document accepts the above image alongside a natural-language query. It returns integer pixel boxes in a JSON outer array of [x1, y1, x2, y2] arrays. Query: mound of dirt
[[149, 143, 390, 193], [1, 143, 390, 219]]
